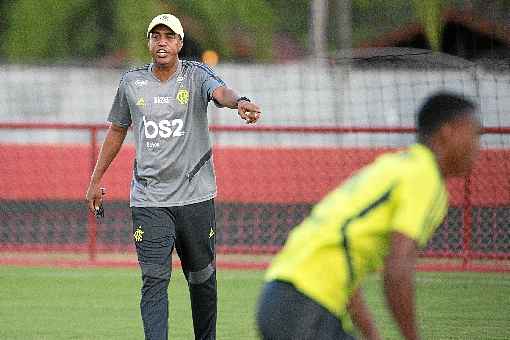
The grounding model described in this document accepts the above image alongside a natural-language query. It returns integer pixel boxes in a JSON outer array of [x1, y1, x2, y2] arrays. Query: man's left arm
[[212, 86, 262, 124]]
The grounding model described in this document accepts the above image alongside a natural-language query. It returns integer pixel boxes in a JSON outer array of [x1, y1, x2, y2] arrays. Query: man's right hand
[[84, 123, 127, 215], [85, 183, 105, 214]]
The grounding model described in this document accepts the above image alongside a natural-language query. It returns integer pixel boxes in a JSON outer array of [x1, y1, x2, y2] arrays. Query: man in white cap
[[85, 13, 261, 340]]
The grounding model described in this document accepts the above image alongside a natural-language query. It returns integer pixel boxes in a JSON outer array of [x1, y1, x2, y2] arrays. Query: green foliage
[[170, 0, 275, 60], [2, 0, 509, 63], [352, 0, 415, 44], [412, 0, 443, 51], [267, 0, 309, 45], [1, 0, 274, 63], [112, 0, 162, 63], [2, 0, 93, 63]]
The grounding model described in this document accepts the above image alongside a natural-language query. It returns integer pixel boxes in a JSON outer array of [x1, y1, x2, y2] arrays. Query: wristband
[[236, 96, 251, 104]]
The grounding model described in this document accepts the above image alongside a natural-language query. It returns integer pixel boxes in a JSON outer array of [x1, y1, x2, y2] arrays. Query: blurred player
[[85, 13, 261, 340], [256, 92, 479, 340]]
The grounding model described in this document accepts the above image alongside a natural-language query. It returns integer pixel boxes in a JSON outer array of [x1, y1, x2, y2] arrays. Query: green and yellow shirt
[[266, 144, 448, 322]]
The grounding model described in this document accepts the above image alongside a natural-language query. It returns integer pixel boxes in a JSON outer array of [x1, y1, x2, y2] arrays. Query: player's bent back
[[264, 143, 447, 328]]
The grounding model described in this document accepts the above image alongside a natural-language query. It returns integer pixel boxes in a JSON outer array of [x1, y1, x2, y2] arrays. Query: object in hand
[[94, 203, 104, 219]]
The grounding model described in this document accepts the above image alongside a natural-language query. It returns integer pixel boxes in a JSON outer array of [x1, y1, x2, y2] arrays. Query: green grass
[[0, 266, 508, 339]]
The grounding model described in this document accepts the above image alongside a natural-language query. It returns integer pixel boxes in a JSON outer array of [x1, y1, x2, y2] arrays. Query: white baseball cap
[[146, 14, 184, 39]]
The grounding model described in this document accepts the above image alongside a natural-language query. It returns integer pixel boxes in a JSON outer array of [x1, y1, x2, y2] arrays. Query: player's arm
[[85, 123, 128, 213], [212, 86, 261, 124], [347, 288, 381, 340], [383, 231, 419, 340]]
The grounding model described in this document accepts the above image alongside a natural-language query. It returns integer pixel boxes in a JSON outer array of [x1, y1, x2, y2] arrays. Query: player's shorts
[[131, 199, 216, 279], [257, 280, 356, 340]]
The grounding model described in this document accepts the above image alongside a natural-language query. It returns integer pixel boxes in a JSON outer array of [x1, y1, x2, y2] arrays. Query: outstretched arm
[[383, 231, 419, 340], [212, 86, 261, 124], [85, 123, 128, 213], [347, 287, 381, 340]]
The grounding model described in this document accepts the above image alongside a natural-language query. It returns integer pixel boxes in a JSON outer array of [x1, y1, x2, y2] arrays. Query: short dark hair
[[417, 92, 477, 141]]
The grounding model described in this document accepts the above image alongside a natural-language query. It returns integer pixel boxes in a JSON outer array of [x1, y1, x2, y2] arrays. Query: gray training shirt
[[108, 60, 225, 207]]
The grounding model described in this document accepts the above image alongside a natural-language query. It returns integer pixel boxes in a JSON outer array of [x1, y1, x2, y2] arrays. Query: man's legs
[[132, 207, 176, 340], [175, 199, 217, 340]]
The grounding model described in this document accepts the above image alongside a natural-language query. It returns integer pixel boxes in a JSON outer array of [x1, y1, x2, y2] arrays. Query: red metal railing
[[1, 122, 509, 272]]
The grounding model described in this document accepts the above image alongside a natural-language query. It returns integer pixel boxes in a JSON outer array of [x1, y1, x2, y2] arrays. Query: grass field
[[0, 266, 509, 339]]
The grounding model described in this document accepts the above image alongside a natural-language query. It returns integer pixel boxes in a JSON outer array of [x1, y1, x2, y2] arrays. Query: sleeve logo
[[176, 89, 189, 105]]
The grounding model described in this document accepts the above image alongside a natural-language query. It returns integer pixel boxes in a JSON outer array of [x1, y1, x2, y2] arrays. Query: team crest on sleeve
[[176, 88, 189, 105]]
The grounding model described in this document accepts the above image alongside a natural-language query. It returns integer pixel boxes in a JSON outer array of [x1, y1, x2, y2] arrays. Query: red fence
[[1, 123, 509, 272]]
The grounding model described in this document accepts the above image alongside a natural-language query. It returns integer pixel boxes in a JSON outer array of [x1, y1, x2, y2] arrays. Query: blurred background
[[1, 0, 510, 137], [1, 0, 510, 64], [0, 0, 509, 272]]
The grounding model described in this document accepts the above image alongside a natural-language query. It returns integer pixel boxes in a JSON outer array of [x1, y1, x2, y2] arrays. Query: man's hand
[[237, 100, 261, 124], [84, 123, 127, 216], [211, 86, 262, 123], [85, 184, 105, 215]]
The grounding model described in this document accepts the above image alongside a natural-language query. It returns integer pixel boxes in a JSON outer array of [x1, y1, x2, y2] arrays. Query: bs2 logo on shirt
[[143, 116, 185, 139]]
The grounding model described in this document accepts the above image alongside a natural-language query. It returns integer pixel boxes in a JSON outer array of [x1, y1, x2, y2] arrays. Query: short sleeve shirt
[[265, 144, 448, 320], [108, 61, 225, 206]]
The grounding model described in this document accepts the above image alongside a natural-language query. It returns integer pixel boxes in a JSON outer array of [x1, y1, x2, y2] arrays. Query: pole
[[334, 0, 352, 141], [462, 173, 473, 270], [336, 0, 352, 53], [310, 0, 327, 61]]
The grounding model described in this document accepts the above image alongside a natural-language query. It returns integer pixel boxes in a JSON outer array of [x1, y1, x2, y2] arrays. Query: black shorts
[[257, 280, 355, 340], [131, 199, 216, 279]]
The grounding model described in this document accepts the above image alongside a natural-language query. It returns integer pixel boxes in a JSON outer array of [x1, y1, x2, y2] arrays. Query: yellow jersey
[[265, 144, 448, 320]]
